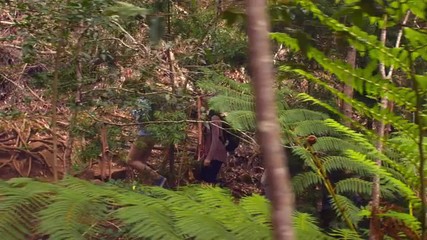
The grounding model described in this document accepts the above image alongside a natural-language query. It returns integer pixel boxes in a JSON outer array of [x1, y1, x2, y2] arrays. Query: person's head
[[207, 109, 220, 118]]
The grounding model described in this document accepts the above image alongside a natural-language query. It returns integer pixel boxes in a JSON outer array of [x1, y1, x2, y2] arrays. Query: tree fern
[[313, 136, 361, 154], [293, 0, 411, 72], [345, 150, 420, 206], [224, 110, 256, 131], [329, 228, 363, 240], [279, 109, 328, 125], [293, 212, 334, 240], [293, 120, 341, 137], [329, 194, 362, 227], [292, 172, 323, 195], [322, 156, 372, 176], [378, 211, 421, 236], [37, 190, 109, 240], [0, 177, 343, 240], [0, 178, 55, 240]]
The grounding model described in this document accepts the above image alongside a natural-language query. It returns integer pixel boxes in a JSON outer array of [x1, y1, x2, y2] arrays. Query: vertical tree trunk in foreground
[[246, 1, 295, 239]]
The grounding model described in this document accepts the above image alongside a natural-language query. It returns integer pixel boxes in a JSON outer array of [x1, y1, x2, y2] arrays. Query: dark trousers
[[201, 160, 223, 183]]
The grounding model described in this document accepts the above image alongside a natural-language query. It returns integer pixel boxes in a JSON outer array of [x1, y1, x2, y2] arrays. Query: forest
[[0, 0, 426, 239]]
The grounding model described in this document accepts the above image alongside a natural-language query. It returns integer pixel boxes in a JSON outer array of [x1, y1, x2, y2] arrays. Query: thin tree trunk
[[246, 1, 295, 239], [100, 124, 110, 181], [369, 11, 410, 240], [342, 46, 356, 126], [64, 31, 83, 175], [168, 144, 175, 186], [51, 41, 64, 182], [197, 96, 203, 161]]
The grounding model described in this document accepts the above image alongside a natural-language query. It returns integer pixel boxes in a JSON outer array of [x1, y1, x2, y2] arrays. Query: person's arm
[[204, 115, 221, 165]]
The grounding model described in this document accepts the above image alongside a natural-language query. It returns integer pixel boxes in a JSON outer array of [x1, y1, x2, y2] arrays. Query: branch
[[0, 20, 15, 25], [386, 11, 411, 79]]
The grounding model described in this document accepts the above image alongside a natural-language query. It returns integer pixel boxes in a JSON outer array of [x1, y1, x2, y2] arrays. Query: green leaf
[[415, 75, 427, 91]]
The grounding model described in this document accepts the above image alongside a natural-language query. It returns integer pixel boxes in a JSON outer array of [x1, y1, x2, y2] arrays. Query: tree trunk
[[342, 46, 356, 126], [168, 144, 175, 186], [369, 12, 410, 240], [100, 124, 110, 181], [246, 1, 295, 239]]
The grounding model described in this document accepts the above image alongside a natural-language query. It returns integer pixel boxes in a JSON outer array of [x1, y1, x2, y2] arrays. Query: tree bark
[[369, 11, 410, 240], [51, 40, 64, 182], [100, 124, 110, 181], [246, 1, 295, 239]]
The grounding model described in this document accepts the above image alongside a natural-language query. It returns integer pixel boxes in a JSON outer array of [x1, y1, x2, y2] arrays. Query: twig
[[96, 38, 137, 50], [0, 73, 44, 102], [0, 43, 56, 54], [0, 21, 15, 25], [26, 157, 32, 177], [110, 20, 137, 44]]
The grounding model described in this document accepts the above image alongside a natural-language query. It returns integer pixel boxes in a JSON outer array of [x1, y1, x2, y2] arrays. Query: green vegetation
[[0, 0, 426, 239]]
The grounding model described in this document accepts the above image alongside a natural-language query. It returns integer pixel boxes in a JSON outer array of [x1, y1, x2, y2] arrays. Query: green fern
[[329, 228, 363, 240], [292, 172, 323, 195], [329, 194, 362, 227], [293, 212, 334, 240], [378, 211, 421, 236], [0, 177, 338, 240]]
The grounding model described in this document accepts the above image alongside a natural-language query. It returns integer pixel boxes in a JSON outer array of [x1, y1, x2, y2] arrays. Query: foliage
[[2, 0, 427, 238], [0, 177, 334, 240], [268, 0, 427, 238]]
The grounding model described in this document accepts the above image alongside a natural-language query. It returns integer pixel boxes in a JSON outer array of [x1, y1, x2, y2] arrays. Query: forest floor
[[0, 115, 264, 198], [0, 6, 264, 198]]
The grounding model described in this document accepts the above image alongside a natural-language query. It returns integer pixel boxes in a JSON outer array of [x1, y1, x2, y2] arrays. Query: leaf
[[415, 75, 427, 91]]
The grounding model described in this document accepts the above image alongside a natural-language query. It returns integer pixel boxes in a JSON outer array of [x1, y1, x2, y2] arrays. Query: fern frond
[[209, 95, 254, 112], [239, 195, 271, 226], [292, 172, 322, 195], [1, 178, 277, 240], [279, 109, 328, 125], [292, 0, 411, 72], [287, 68, 418, 140], [330, 194, 362, 226], [294, 212, 334, 240], [115, 201, 180, 239], [37, 190, 109, 240], [199, 69, 252, 94], [329, 228, 363, 240], [378, 211, 421, 236], [335, 178, 373, 197], [292, 146, 317, 170], [173, 211, 237, 240], [224, 110, 256, 131], [324, 119, 415, 185], [334, 178, 395, 199], [345, 150, 420, 206], [293, 120, 341, 137], [313, 136, 360, 154], [322, 156, 372, 176], [272, 32, 415, 113], [0, 178, 57, 240]]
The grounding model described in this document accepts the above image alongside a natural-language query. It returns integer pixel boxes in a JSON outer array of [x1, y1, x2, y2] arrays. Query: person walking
[[200, 110, 228, 184], [127, 97, 166, 187]]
